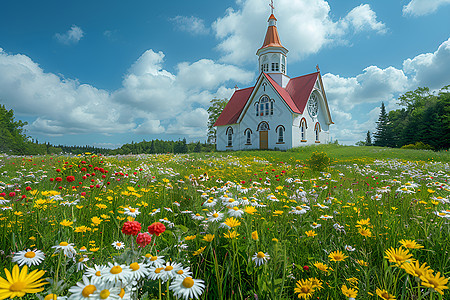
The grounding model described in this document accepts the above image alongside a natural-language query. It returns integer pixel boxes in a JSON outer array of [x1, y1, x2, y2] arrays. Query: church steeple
[[256, 3, 289, 88]]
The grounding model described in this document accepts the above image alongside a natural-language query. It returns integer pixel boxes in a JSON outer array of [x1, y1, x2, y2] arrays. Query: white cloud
[[403, 0, 450, 16], [171, 16, 210, 35], [403, 38, 450, 89], [0, 48, 252, 138], [55, 25, 84, 45], [213, 0, 386, 63]]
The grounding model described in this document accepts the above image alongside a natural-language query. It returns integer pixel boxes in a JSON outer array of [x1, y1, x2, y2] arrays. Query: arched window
[[257, 121, 270, 131], [258, 96, 273, 116], [314, 123, 321, 143], [255, 102, 259, 116], [300, 118, 307, 142], [244, 128, 252, 145], [276, 125, 285, 143], [226, 127, 234, 147]]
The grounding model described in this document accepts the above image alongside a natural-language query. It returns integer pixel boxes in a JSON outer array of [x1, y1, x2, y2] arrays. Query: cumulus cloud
[[0, 48, 252, 138], [171, 16, 210, 35], [55, 25, 84, 45], [213, 0, 386, 63], [403, 0, 450, 16]]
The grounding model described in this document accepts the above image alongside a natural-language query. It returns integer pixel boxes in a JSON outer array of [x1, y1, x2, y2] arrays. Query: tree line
[[362, 85, 449, 150], [0, 104, 214, 155]]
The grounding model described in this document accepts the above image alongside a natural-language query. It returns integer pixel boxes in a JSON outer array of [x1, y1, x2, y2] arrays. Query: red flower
[[122, 221, 142, 236], [81, 192, 86, 196], [148, 222, 166, 236], [49, 178, 54, 182], [55, 177, 62, 182], [56, 169, 61, 172], [66, 176, 75, 182], [25, 186, 32, 191], [9, 192, 16, 197], [0, 193, 5, 197], [136, 232, 152, 247], [303, 265, 310, 271]]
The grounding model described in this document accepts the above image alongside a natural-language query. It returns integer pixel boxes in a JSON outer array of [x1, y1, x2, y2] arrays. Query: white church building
[[215, 12, 333, 151]]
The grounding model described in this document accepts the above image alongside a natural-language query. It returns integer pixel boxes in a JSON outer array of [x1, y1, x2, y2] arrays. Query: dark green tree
[[0, 104, 29, 154], [373, 102, 391, 147], [365, 130, 372, 146], [207, 98, 228, 144]]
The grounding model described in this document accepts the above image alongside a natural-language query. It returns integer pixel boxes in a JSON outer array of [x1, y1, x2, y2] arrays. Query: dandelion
[[169, 277, 205, 300], [252, 252, 270, 266], [202, 234, 214, 242], [12, 249, 45, 267], [399, 239, 423, 249], [305, 230, 317, 237], [420, 271, 449, 295], [328, 250, 348, 262], [0, 265, 48, 298], [376, 288, 396, 300]]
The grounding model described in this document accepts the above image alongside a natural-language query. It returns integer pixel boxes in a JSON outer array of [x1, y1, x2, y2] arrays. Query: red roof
[[214, 87, 254, 126], [215, 72, 326, 127]]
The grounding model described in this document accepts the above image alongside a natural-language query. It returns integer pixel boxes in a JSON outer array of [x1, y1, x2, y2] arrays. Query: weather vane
[[269, 0, 274, 14]]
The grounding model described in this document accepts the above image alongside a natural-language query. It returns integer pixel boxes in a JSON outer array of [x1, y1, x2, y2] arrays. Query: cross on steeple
[[269, 0, 274, 14]]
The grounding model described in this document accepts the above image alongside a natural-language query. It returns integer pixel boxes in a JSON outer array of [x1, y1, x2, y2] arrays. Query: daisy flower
[[76, 256, 89, 272], [12, 249, 45, 267], [68, 275, 98, 300], [252, 252, 270, 267], [0, 264, 48, 299], [90, 281, 121, 300], [173, 266, 193, 279], [191, 213, 204, 221], [206, 210, 224, 222], [85, 264, 108, 281], [52, 242, 76, 258], [143, 254, 165, 267], [129, 262, 149, 281], [111, 241, 125, 250], [159, 261, 183, 283], [345, 245, 356, 252], [148, 266, 165, 281], [169, 277, 205, 300], [102, 263, 132, 283], [290, 206, 307, 214], [310, 222, 322, 229], [123, 207, 140, 218], [228, 207, 244, 218], [150, 208, 160, 216]]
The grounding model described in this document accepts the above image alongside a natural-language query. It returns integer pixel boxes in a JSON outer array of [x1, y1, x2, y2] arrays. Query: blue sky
[[0, 0, 449, 148]]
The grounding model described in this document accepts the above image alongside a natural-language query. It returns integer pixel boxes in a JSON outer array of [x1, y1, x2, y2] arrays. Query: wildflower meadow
[[0, 145, 449, 300]]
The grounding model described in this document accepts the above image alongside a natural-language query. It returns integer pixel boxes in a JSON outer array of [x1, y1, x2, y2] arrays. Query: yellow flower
[[399, 239, 423, 249], [90, 247, 99, 252], [305, 230, 317, 237], [91, 217, 102, 226], [59, 219, 73, 227], [313, 262, 329, 272], [376, 288, 396, 300], [420, 271, 449, 295], [294, 279, 315, 299], [357, 259, 369, 267], [224, 217, 241, 228], [0, 265, 48, 298], [358, 227, 372, 237], [193, 246, 206, 256], [356, 218, 370, 227], [273, 210, 284, 216], [203, 234, 215, 242], [184, 235, 196, 241], [341, 284, 358, 298], [401, 261, 431, 278], [74, 226, 90, 233], [384, 247, 414, 266], [96, 204, 107, 209], [328, 250, 348, 262], [223, 230, 240, 239], [251, 231, 259, 241], [244, 206, 257, 215], [272, 238, 278, 243]]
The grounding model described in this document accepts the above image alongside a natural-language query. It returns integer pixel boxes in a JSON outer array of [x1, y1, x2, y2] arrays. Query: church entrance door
[[259, 131, 268, 149]]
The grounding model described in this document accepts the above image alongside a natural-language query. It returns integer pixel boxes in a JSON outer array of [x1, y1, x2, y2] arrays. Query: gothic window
[[300, 118, 307, 142], [308, 92, 319, 118], [244, 128, 252, 145], [276, 125, 285, 143], [259, 95, 270, 116], [226, 127, 233, 147], [255, 102, 259, 116], [315, 123, 321, 142], [257, 121, 269, 131]]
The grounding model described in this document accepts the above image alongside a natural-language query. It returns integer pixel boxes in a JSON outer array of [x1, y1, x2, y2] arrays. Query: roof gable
[[285, 72, 319, 114], [214, 87, 254, 126]]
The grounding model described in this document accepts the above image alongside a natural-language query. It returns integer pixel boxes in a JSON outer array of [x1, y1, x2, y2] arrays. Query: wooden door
[[259, 131, 268, 149]]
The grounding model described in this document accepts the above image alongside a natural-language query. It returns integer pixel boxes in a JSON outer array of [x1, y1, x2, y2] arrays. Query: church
[[214, 11, 333, 151]]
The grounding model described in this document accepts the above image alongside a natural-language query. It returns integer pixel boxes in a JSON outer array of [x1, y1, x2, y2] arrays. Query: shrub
[[401, 142, 434, 150], [307, 151, 330, 172]]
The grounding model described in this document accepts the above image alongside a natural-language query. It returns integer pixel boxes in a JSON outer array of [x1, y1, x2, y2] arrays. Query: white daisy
[[206, 210, 224, 222], [345, 245, 356, 252], [12, 249, 45, 267], [159, 261, 183, 283], [129, 262, 150, 281], [143, 254, 165, 267], [103, 263, 132, 283], [173, 266, 193, 279], [150, 208, 160, 216], [76, 256, 90, 272], [191, 213, 204, 221], [310, 222, 322, 229], [111, 241, 125, 250], [85, 264, 108, 281], [202, 198, 216, 207], [68, 275, 98, 300], [117, 285, 133, 300], [123, 207, 140, 218], [148, 265, 165, 281], [228, 207, 244, 218], [169, 277, 205, 300], [90, 281, 121, 300], [252, 252, 270, 267], [52, 242, 76, 258], [289, 206, 307, 215]]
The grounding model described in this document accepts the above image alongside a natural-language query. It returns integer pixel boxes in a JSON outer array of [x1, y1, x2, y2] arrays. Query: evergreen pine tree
[[365, 130, 372, 146], [374, 102, 391, 147]]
